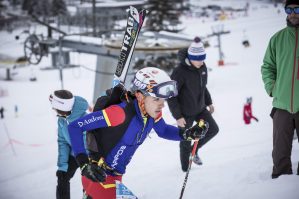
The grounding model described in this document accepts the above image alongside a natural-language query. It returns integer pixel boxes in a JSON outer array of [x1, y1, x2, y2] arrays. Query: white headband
[[50, 94, 75, 112]]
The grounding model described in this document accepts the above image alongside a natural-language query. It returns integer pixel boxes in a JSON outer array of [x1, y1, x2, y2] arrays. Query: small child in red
[[243, 97, 259, 124]]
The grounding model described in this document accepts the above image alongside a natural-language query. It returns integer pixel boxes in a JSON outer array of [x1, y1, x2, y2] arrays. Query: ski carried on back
[[91, 6, 148, 119], [113, 6, 148, 87], [82, 6, 147, 199]]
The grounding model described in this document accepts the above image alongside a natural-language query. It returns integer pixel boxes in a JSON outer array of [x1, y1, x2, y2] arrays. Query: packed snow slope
[[0, 1, 298, 199]]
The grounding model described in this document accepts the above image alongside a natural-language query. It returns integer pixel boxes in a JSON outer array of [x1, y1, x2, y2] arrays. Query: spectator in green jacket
[[261, 0, 299, 179]]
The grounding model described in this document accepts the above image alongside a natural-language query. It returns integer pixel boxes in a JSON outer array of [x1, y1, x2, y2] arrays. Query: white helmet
[[131, 67, 178, 99]]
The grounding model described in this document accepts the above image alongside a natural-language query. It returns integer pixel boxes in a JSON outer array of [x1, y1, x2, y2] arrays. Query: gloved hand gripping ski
[[81, 162, 107, 183]]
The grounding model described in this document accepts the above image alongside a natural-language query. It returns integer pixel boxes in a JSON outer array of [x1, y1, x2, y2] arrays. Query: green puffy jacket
[[261, 26, 299, 113]]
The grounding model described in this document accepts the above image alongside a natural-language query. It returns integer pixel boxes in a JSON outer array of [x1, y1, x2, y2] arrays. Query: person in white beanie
[[168, 37, 219, 172], [49, 90, 89, 199]]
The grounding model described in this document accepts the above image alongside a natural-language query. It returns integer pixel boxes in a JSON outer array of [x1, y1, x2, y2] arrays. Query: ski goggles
[[147, 80, 178, 99], [285, 7, 299, 15]]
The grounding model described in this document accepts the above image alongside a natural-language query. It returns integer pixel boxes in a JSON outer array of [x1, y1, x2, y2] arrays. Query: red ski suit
[[243, 103, 258, 124]]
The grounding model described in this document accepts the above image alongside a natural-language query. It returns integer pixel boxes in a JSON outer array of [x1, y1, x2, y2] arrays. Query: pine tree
[[51, 0, 67, 28], [22, 0, 51, 21], [145, 0, 188, 32], [52, 0, 67, 17], [26, 0, 40, 17], [40, 0, 51, 18], [0, 0, 6, 17], [12, 0, 21, 6], [21, 0, 31, 12]]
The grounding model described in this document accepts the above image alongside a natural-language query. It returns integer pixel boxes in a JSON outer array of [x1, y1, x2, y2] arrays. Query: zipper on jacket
[[297, 57, 299, 80], [132, 117, 148, 145], [291, 28, 298, 113], [198, 69, 203, 88], [200, 76, 202, 88]]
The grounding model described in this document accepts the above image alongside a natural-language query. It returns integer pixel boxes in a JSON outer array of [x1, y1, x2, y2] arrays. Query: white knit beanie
[[187, 37, 206, 61]]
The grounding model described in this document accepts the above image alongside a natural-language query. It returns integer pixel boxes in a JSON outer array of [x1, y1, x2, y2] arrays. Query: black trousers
[[271, 108, 299, 178], [56, 155, 79, 199], [180, 109, 219, 171]]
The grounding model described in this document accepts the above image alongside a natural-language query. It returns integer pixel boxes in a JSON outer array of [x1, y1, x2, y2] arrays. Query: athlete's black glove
[[81, 162, 107, 183], [76, 153, 107, 183], [180, 120, 209, 141]]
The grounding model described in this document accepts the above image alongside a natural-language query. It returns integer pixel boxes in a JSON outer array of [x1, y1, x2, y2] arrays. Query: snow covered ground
[[0, 1, 298, 199]]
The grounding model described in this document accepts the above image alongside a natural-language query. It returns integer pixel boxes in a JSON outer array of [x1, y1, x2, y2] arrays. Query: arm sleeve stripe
[[102, 109, 111, 126], [102, 105, 125, 126]]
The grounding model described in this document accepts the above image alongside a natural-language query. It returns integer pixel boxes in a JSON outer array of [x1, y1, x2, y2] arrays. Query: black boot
[[297, 162, 299, 175]]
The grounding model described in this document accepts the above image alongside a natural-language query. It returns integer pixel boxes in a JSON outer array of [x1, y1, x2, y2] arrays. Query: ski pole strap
[[80, 163, 88, 171], [198, 119, 205, 128], [197, 119, 209, 140], [76, 153, 90, 168], [91, 157, 122, 176]]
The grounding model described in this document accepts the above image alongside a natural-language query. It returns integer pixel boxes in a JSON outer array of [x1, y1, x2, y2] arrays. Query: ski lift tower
[[209, 24, 230, 66]]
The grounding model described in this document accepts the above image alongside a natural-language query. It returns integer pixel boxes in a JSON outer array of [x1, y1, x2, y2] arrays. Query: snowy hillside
[[0, 1, 298, 199]]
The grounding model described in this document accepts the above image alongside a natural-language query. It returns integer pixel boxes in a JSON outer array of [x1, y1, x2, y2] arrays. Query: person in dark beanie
[[168, 37, 219, 172], [261, 0, 299, 179], [49, 90, 89, 199]]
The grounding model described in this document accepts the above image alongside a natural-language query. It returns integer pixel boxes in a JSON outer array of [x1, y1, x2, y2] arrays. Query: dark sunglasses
[[285, 7, 299, 15]]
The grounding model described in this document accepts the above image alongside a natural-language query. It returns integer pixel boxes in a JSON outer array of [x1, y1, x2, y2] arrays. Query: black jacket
[[168, 48, 212, 119]]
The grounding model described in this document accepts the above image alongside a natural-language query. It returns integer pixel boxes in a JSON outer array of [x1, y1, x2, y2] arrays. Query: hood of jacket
[[68, 96, 88, 121]]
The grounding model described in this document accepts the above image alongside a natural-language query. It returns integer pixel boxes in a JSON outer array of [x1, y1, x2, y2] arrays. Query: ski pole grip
[[198, 119, 205, 128]]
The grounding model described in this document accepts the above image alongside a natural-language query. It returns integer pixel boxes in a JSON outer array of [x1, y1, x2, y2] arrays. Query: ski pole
[[179, 119, 208, 199], [179, 138, 199, 199]]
